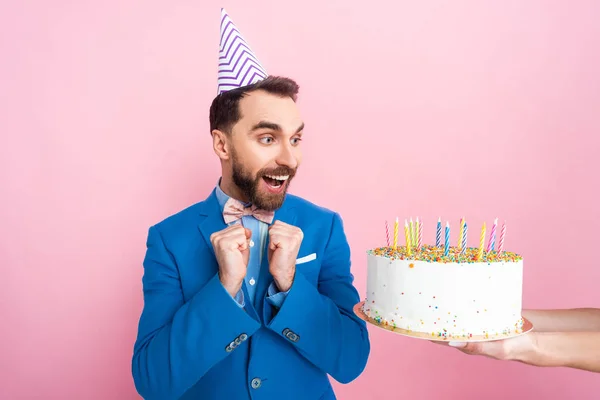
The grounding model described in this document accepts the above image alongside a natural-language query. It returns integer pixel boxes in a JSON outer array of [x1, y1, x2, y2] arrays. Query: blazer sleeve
[[132, 225, 261, 400], [264, 212, 370, 384]]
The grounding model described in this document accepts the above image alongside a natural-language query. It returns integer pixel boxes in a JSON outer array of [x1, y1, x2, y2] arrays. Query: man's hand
[[210, 224, 252, 297], [268, 220, 303, 292], [435, 332, 535, 362]]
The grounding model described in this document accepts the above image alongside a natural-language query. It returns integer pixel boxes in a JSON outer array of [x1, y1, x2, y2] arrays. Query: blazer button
[[225, 345, 233, 352], [234, 337, 241, 346], [251, 377, 261, 389], [283, 329, 299, 342], [239, 333, 248, 341]]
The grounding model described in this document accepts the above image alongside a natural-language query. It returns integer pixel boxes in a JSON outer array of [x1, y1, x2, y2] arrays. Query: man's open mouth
[[262, 174, 289, 188]]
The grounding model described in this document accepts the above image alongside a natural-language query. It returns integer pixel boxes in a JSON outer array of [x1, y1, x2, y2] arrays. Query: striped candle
[[444, 221, 450, 256], [498, 221, 506, 253], [385, 220, 390, 247], [414, 218, 418, 247], [457, 217, 465, 250], [487, 218, 498, 252], [477, 222, 486, 260], [409, 218, 415, 249], [417, 217, 423, 248], [412, 217, 416, 246], [404, 220, 412, 256], [393, 217, 399, 249], [460, 221, 468, 254], [436, 217, 442, 247]]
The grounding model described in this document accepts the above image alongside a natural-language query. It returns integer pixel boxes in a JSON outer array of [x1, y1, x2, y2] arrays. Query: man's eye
[[291, 137, 302, 145], [259, 137, 273, 144]]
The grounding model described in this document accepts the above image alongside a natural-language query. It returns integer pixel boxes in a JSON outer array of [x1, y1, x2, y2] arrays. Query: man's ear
[[211, 129, 230, 160]]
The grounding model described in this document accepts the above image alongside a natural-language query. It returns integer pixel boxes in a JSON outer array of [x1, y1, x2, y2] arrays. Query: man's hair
[[209, 76, 300, 134]]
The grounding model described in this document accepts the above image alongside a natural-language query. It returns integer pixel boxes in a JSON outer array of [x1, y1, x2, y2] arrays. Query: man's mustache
[[259, 167, 296, 178]]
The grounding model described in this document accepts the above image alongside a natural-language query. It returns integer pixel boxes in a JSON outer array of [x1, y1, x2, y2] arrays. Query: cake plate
[[353, 301, 533, 342]]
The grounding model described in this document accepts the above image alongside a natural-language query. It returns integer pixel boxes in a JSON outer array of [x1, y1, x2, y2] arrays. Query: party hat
[[218, 8, 268, 94]]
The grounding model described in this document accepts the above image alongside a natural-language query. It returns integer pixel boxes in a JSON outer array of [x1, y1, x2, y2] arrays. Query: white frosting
[[365, 252, 523, 338]]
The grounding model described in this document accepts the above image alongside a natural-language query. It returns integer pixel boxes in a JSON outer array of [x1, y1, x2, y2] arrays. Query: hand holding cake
[[444, 308, 600, 373], [357, 215, 600, 374]]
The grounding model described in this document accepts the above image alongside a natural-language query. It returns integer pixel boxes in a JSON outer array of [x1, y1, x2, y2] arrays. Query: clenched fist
[[210, 224, 252, 297], [268, 221, 303, 292]]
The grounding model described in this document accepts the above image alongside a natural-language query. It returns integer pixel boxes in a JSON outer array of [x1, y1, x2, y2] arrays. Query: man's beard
[[231, 153, 296, 212]]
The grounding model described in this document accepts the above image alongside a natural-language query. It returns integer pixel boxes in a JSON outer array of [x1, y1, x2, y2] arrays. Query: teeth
[[265, 174, 289, 181]]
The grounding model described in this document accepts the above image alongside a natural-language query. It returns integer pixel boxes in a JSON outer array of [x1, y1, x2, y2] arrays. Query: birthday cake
[[363, 218, 525, 340]]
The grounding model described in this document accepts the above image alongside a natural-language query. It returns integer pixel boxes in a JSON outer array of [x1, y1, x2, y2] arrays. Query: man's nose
[[276, 143, 298, 169]]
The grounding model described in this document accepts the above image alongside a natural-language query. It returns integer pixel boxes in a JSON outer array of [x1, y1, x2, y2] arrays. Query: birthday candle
[[457, 217, 465, 250], [443, 221, 449, 256], [436, 217, 442, 247], [487, 218, 498, 252], [409, 218, 415, 249], [498, 221, 506, 254], [404, 220, 412, 256], [478, 222, 486, 260], [385, 220, 390, 247], [461, 221, 468, 254], [414, 218, 419, 248], [414, 218, 418, 248], [417, 217, 423, 249], [393, 217, 399, 249]]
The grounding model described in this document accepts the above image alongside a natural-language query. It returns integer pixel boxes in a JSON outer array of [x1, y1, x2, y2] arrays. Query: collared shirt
[[215, 179, 288, 308]]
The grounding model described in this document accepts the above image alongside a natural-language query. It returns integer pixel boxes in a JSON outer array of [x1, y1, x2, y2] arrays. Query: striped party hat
[[218, 8, 268, 94]]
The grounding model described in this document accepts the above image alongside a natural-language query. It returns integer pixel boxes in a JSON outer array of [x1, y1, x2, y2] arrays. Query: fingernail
[[448, 341, 467, 348]]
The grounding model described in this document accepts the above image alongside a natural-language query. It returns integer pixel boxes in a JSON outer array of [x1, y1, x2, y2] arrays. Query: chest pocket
[[295, 252, 319, 284]]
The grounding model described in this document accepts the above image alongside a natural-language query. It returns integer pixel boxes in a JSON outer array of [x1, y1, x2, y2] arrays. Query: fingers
[[431, 340, 470, 350], [431, 341, 479, 354], [268, 221, 283, 251], [238, 239, 249, 252], [448, 341, 485, 355], [268, 220, 304, 248], [238, 227, 253, 251], [210, 223, 242, 241], [267, 231, 286, 251], [211, 224, 252, 250]]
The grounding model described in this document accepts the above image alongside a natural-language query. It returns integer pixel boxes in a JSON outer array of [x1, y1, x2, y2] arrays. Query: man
[[131, 9, 370, 399], [438, 308, 600, 373]]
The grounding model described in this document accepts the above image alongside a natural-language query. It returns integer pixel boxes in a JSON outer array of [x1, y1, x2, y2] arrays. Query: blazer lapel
[[197, 189, 226, 258]]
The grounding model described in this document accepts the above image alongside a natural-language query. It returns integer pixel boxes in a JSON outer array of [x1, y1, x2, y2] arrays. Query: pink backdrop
[[2, 1, 599, 398]]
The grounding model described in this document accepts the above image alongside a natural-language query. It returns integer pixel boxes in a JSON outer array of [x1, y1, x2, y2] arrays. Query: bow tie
[[222, 197, 274, 225]]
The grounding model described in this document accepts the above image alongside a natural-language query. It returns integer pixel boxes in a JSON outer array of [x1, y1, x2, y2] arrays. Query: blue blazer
[[132, 189, 370, 399]]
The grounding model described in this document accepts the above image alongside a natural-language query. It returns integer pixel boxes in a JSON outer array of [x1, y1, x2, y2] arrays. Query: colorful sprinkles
[[368, 244, 522, 263], [365, 304, 525, 340]]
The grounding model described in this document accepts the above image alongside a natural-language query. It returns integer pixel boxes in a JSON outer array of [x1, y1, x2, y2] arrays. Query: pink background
[[2, 1, 599, 398]]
